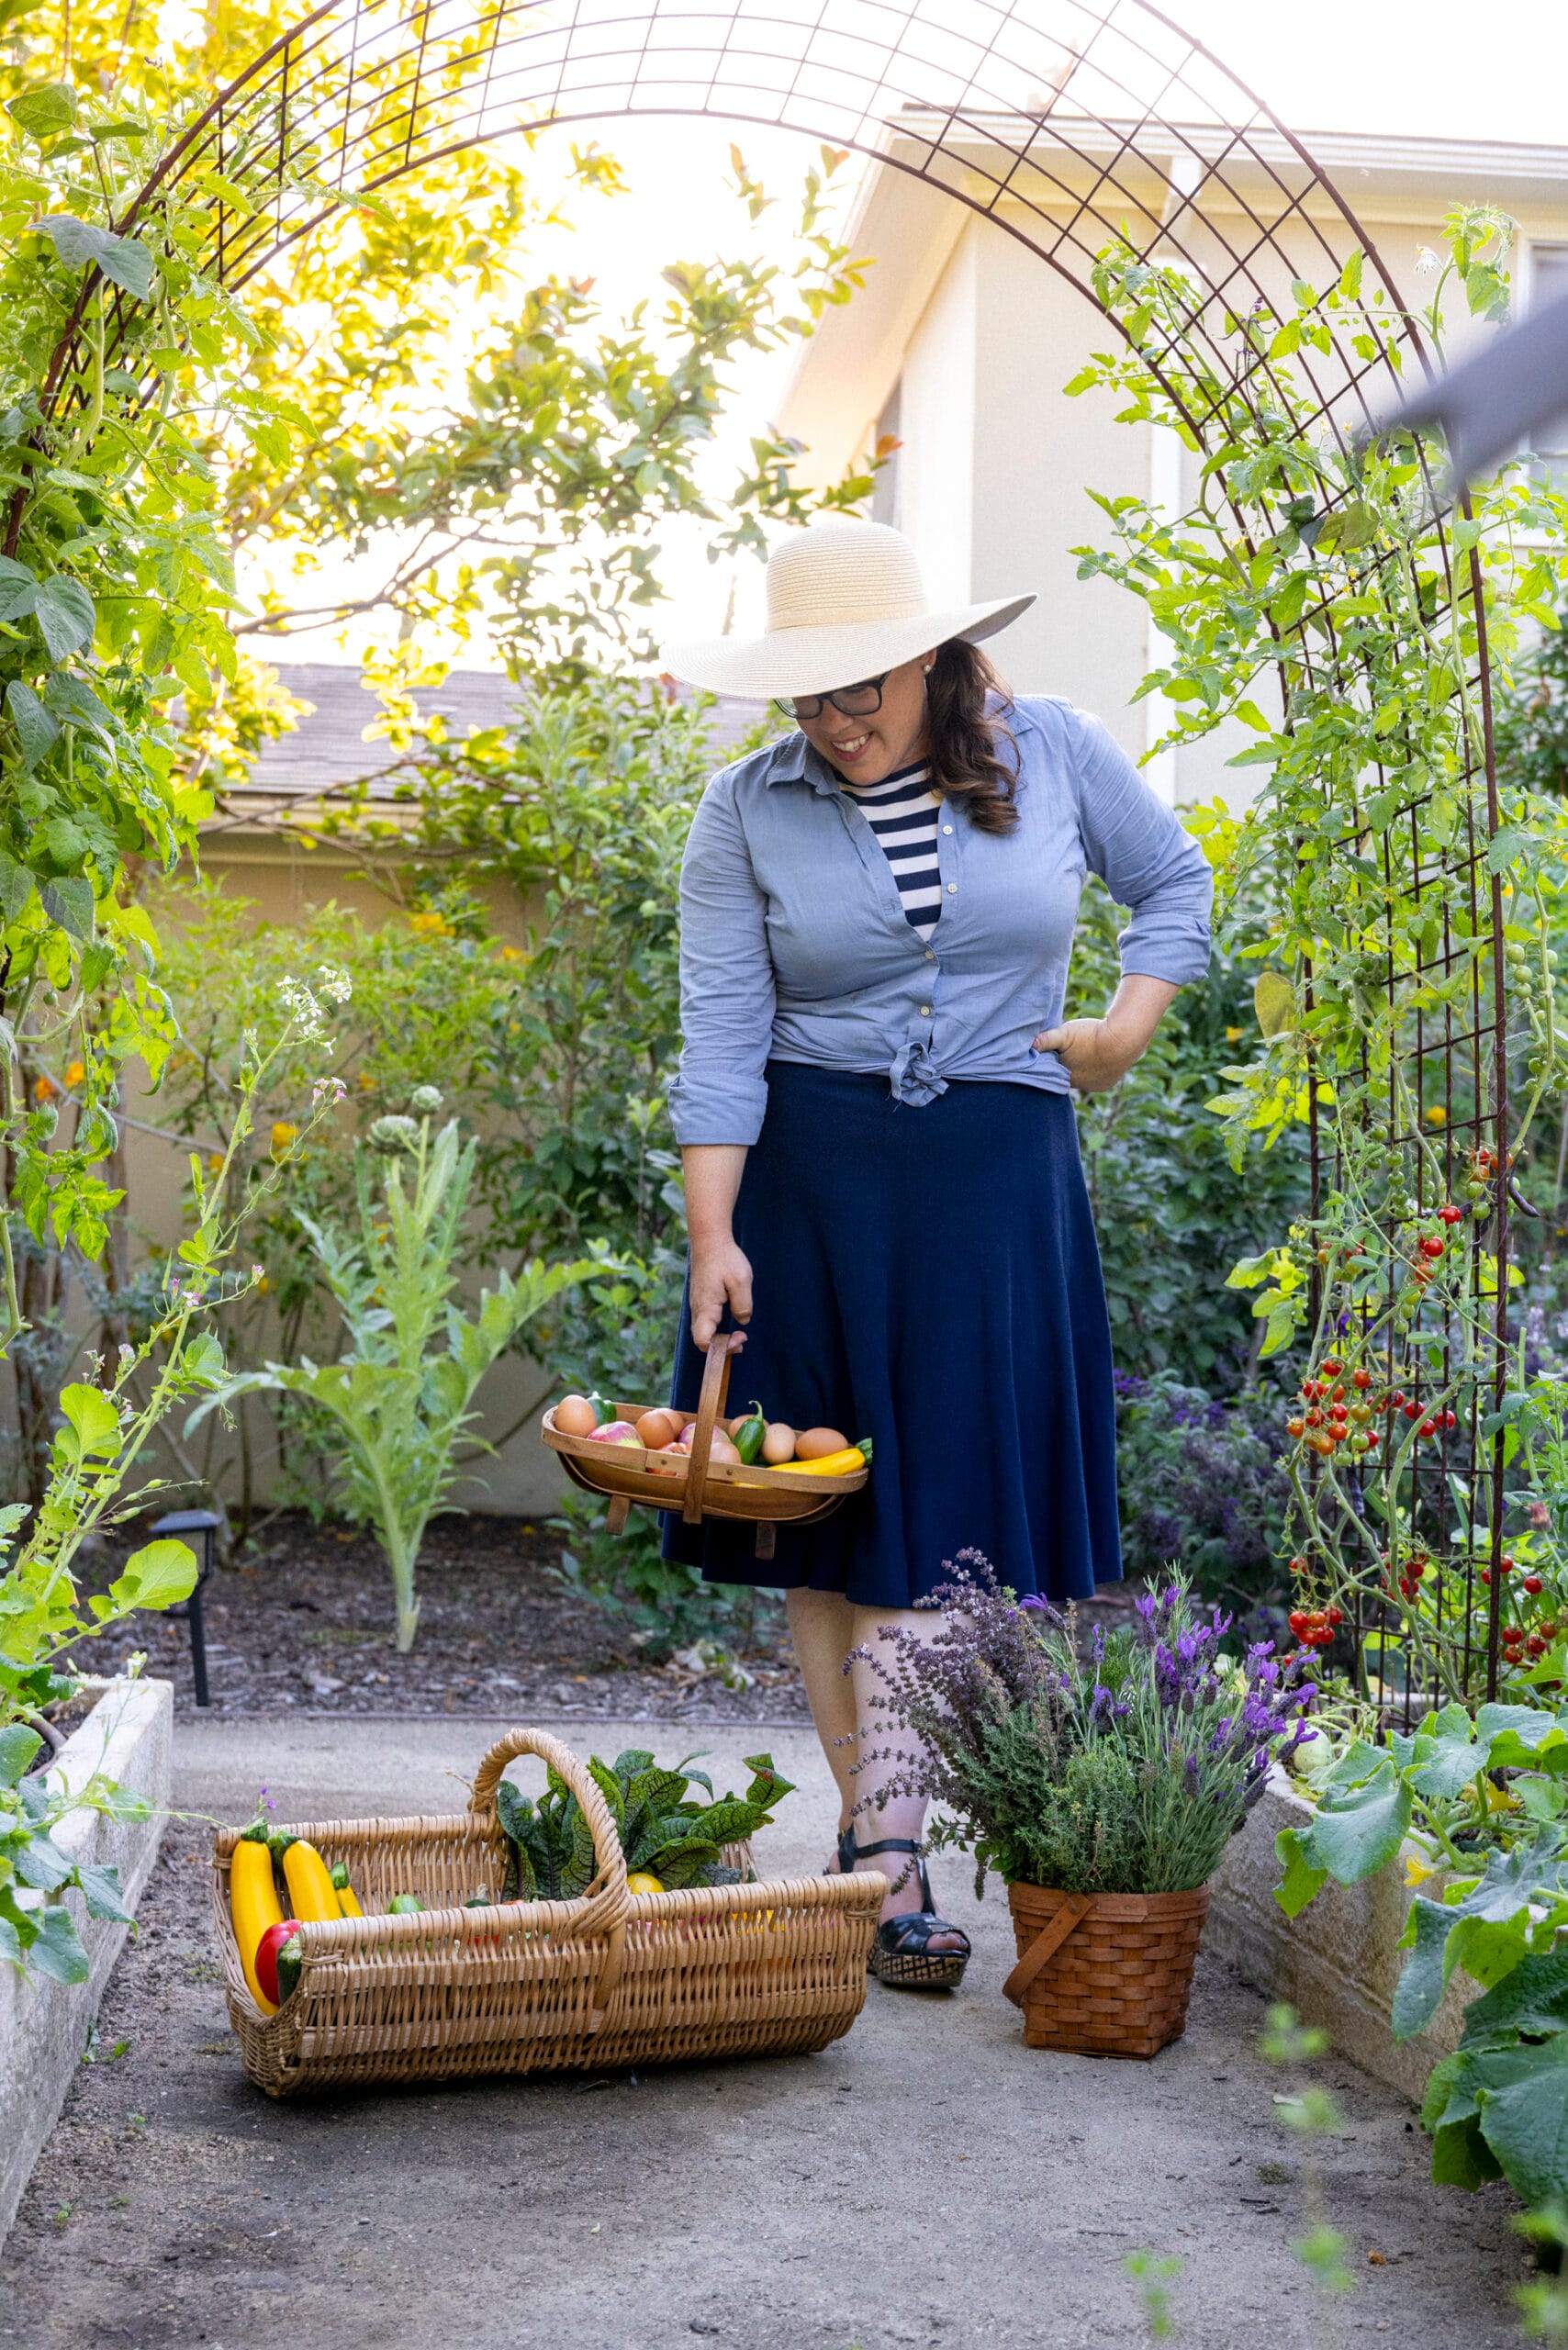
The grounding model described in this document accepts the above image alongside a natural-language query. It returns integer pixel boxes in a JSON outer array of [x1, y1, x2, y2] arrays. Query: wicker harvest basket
[[212, 1729, 885, 2098], [541, 1331, 868, 1561], [1002, 1882, 1209, 2060]]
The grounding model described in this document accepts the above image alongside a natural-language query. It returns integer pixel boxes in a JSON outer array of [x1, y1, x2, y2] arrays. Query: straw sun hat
[[660, 516, 1036, 701]]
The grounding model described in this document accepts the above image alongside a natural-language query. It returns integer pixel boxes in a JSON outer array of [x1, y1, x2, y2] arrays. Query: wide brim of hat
[[659, 591, 1036, 700]]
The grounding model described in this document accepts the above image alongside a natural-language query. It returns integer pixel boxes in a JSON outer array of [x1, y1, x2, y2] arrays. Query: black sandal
[[843, 1834, 970, 1993]]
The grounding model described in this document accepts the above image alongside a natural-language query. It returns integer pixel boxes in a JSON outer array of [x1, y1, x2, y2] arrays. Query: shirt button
[[920, 1004, 931, 1018], [924, 949, 935, 961], [942, 824, 953, 834], [946, 882, 958, 894]]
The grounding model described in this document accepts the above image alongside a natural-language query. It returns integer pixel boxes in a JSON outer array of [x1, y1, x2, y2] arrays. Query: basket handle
[[1002, 1892, 1092, 2008], [467, 1728, 629, 2026], [681, 1332, 734, 1526]]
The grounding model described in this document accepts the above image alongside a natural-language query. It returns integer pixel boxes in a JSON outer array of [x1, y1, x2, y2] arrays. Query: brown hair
[[925, 640, 1020, 834]]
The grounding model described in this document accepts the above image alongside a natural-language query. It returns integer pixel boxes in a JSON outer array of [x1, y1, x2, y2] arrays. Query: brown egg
[[794, 1426, 848, 1460], [554, 1393, 599, 1438], [636, 1408, 680, 1449], [761, 1422, 797, 1465], [706, 1429, 741, 1466]]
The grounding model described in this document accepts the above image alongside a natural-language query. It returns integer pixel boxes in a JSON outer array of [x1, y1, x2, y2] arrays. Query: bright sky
[[244, 0, 1568, 676]]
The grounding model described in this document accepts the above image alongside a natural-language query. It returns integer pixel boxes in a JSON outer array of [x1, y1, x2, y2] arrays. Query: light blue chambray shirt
[[668, 694, 1214, 1147]]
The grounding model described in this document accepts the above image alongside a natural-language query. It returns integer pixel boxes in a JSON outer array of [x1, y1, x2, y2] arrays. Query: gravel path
[[0, 1716, 1530, 2350]]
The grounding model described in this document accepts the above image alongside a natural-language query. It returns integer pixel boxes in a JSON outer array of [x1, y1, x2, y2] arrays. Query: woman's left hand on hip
[[1032, 1017, 1143, 1093]]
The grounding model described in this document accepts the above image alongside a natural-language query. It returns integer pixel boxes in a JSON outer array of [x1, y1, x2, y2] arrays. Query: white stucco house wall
[[778, 117, 1568, 808]]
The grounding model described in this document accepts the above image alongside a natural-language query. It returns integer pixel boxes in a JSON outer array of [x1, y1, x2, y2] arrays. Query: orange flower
[[63, 1059, 85, 1088], [1425, 1104, 1447, 1127], [32, 1074, 56, 1102], [409, 910, 449, 935], [270, 1120, 299, 1158]]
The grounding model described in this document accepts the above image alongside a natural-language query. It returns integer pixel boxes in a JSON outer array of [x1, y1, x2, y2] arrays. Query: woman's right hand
[[689, 1234, 754, 1351]]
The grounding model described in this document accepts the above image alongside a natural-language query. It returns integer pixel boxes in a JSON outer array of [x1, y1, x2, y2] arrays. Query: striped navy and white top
[[838, 759, 944, 940]]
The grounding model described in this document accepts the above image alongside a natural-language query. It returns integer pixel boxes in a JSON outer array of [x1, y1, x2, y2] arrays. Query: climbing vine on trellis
[[1073, 207, 1568, 1707]]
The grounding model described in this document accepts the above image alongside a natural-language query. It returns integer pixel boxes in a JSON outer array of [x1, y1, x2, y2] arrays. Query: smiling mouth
[[829, 732, 874, 759]]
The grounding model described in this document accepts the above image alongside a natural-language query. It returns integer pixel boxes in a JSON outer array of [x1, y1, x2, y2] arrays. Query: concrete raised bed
[[1, 1675, 173, 2244], [1208, 1764, 1480, 2103]]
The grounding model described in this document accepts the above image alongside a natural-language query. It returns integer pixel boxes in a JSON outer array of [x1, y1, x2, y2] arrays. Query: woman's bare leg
[[846, 1606, 964, 1946], [785, 1586, 859, 1837], [787, 1590, 963, 1946]]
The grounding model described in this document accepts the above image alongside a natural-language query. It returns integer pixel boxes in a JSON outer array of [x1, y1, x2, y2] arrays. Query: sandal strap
[[877, 1909, 971, 1960], [846, 1834, 928, 1907]]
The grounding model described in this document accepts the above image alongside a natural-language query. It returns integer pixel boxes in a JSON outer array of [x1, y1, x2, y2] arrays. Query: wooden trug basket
[[212, 1728, 885, 2098], [1002, 1882, 1209, 2060], [541, 1330, 868, 1560]]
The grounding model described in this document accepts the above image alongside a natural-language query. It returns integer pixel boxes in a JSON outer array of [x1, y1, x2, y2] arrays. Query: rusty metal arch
[[66, 0, 1510, 1707]]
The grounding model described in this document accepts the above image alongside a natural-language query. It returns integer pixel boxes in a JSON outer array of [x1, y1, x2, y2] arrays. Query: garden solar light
[[1368, 287, 1568, 487], [150, 1508, 222, 1708]]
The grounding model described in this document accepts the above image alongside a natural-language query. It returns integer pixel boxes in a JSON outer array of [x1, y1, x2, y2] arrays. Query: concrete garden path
[[0, 1712, 1529, 2350]]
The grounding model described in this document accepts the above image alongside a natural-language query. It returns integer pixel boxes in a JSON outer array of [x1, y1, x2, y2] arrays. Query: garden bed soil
[[66, 1511, 1139, 1726], [66, 1511, 812, 1724]]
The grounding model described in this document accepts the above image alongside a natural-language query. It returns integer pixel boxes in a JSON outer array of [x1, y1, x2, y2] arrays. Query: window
[[1528, 244, 1568, 479]]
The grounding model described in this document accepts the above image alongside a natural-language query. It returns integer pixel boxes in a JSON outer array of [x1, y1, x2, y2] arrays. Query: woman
[[659, 517, 1212, 1990]]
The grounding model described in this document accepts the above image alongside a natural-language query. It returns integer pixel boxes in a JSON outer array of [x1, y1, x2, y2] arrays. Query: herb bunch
[[857, 1558, 1315, 1897], [496, 1748, 793, 1900]]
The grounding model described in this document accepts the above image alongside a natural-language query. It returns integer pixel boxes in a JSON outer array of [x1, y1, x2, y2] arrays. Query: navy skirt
[[663, 1061, 1121, 1608]]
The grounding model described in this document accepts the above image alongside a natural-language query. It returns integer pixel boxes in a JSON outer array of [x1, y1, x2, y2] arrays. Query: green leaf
[[1301, 1762, 1412, 1886], [1473, 2037, 1568, 2204], [1407, 1726, 1482, 1801], [1461, 1950, 1568, 2048], [32, 574, 95, 661], [1274, 1825, 1329, 1917], [1393, 1897, 1462, 2041], [0, 556, 39, 624], [0, 1723, 42, 1786], [15, 1830, 74, 1891], [1253, 970, 1295, 1038], [76, 1862, 130, 1923], [7, 84, 76, 140], [40, 877, 94, 942], [1431, 2112, 1503, 2189], [0, 847, 34, 926], [108, 1539, 198, 1613], [58, 1382, 120, 1458], [7, 677, 58, 769], [27, 1906, 89, 1985]]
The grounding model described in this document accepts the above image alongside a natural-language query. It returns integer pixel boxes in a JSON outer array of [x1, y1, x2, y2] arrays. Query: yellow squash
[[281, 1838, 342, 1923], [230, 1838, 284, 2015], [785, 1445, 868, 1477]]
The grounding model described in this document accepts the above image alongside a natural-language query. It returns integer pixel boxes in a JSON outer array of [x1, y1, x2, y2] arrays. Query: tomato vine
[[1072, 208, 1568, 1707]]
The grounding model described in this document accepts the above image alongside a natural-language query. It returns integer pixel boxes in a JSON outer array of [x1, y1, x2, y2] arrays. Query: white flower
[[1415, 247, 1439, 274], [316, 966, 352, 1004], [278, 977, 326, 1040]]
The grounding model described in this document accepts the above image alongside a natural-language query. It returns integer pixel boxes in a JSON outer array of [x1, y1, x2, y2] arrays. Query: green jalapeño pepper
[[733, 1402, 767, 1465]]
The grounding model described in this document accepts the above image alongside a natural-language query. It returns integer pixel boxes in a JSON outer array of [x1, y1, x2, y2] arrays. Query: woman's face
[[795, 651, 934, 786]]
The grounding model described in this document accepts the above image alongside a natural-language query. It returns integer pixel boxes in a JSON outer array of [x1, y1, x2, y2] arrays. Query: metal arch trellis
[[50, 0, 1515, 1710]]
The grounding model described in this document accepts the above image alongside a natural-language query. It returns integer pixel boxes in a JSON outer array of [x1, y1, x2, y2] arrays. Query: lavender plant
[[857, 1560, 1315, 1898]]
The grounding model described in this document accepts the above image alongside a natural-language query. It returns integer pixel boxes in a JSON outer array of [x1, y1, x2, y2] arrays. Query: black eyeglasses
[[773, 673, 890, 722]]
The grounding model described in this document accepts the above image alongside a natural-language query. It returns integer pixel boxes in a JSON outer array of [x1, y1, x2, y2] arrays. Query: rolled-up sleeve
[[667, 771, 776, 1147], [1068, 708, 1213, 985]]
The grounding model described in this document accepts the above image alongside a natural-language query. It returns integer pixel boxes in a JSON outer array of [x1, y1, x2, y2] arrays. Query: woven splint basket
[[212, 1729, 884, 2098], [1002, 1882, 1209, 2060]]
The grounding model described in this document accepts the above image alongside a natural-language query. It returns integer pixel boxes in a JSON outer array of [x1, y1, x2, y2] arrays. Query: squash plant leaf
[[27, 1906, 90, 1986]]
